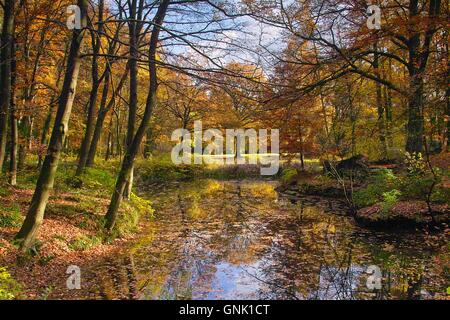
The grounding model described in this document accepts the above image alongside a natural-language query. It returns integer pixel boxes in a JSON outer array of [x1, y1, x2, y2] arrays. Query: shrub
[[353, 169, 399, 208], [0, 267, 21, 300], [281, 168, 298, 184], [380, 189, 401, 216], [399, 174, 436, 200], [109, 193, 155, 239], [130, 193, 154, 218], [404, 152, 426, 175], [80, 167, 116, 190]]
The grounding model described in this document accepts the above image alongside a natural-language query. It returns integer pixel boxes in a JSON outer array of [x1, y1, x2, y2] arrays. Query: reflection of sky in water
[[201, 262, 264, 300]]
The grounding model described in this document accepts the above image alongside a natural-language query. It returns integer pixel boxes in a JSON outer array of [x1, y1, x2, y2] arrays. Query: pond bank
[[0, 162, 152, 299], [277, 166, 449, 230]]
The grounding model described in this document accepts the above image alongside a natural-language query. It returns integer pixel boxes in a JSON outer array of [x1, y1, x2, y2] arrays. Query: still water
[[89, 180, 448, 300]]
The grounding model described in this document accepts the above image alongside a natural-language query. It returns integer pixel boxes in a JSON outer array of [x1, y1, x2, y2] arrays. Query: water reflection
[[89, 180, 448, 300]]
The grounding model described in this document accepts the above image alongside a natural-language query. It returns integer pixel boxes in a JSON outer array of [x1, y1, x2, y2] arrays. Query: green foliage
[[79, 167, 116, 190], [16, 170, 39, 188], [399, 174, 436, 200], [40, 286, 54, 300], [141, 161, 200, 182], [380, 189, 401, 216], [353, 157, 446, 210], [38, 255, 56, 266], [69, 234, 102, 251], [130, 193, 154, 218], [281, 168, 298, 184], [138, 155, 265, 183], [430, 184, 450, 204], [353, 169, 399, 208], [0, 184, 11, 197], [404, 152, 426, 175], [0, 204, 23, 228], [0, 267, 21, 300]]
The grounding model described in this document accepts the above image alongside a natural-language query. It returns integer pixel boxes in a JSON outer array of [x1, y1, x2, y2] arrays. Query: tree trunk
[[445, 39, 450, 152], [87, 64, 129, 166], [405, 0, 441, 153], [9, 39, 17, 186], [373, 43, 387, 159], [15, 0, 88, 250], [18, 116, 33, 170], [105, 116, 113, 161], [76, 0, 105, 175], [38, 44, 68, 168], [0, 0, 16, 170], [123, 0, 142, 200], [104, 0, 170, 231], [406, 76, 424, 154], [384, 58, 394, 149]]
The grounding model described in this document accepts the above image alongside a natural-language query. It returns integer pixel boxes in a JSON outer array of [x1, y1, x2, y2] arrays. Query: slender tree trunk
[[38, 43, 68, 167], [9, 114, 18, 186], [123, 0, 142, 200], [116, 107, 122, 159], [384, 59, 394, 149], [87, 65, 129, 166], [77, 0, 105, 175], [445, 38, 450, 152], [15, 0, 88, 250], [0, 0, 16, 170], [9, 39, 17, 185], [143, 127, 154, 158], [105, 116, 113, 161], [373, 42, 387, 159], [406, 16, 425, 154], [86, 72, 110, 167], [18, 116, 33, 170], [105, 0, 170, 231], [406, 76, 425, 154]]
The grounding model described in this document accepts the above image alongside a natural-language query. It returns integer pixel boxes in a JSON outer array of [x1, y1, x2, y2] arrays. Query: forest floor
[[0, 159, 153, 299]]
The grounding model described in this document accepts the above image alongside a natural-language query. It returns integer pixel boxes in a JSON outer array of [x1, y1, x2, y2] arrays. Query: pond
[[88, 180, 448, 300]]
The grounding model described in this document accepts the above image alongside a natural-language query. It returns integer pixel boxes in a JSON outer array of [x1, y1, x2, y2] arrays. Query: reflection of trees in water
[[88, 180, 447, 300], [249, 197, 443, 300], [89, 254, 138, 300], [252, 201, 361, 299], [139, 180, 265, 299]]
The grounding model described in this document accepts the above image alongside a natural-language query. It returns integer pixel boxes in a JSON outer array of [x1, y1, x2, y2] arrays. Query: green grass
[[68, 234, 102, 251], [0, 204, 23, 228]]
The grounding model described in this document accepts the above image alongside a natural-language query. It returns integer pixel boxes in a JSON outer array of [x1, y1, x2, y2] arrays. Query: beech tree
[[104, 0, 170, 230], [15, 0, 89, 250], [0, 0, 16, 169]]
